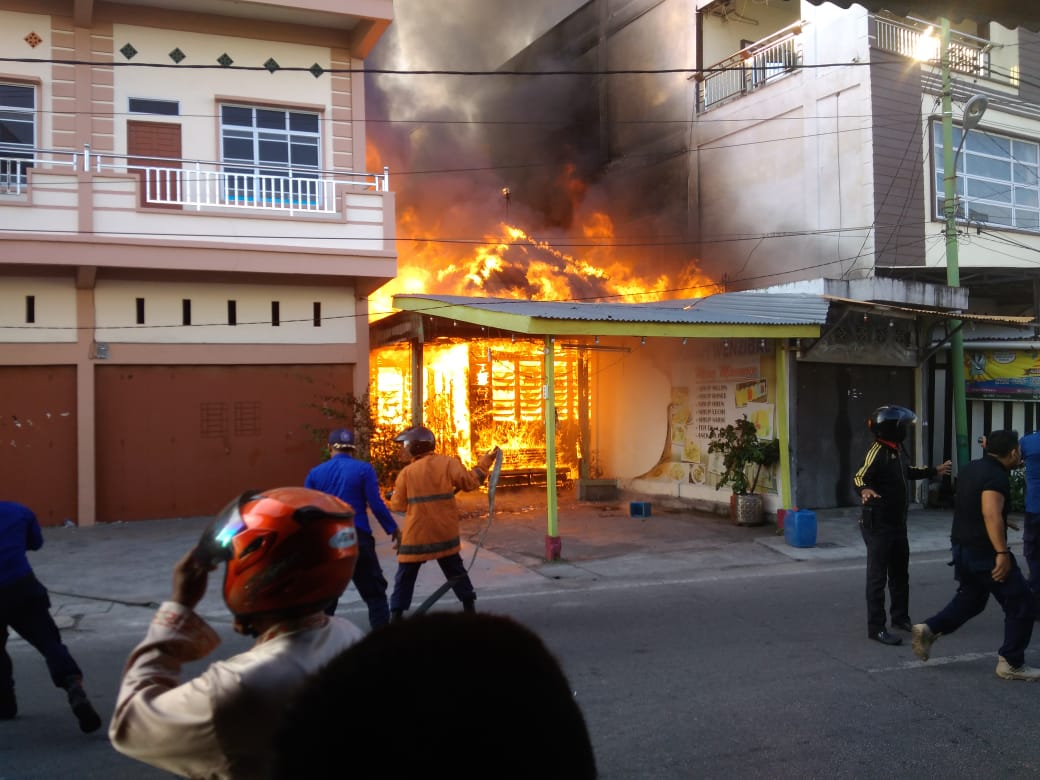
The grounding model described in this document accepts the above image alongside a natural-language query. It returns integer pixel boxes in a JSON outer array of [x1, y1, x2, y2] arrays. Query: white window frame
[[0, 83, 35, 192], [219, 103, 322, 207], [933, 120, 1040, 233]]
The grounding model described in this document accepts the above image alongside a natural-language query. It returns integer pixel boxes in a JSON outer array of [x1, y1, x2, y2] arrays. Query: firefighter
[[388, 426, 499, 621]]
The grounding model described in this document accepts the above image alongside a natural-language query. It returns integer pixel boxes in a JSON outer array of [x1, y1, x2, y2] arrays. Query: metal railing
[[0, 144, 78, 195], [0, 143, 389, 214], [873, 15, 992, 78], [699, 21, 804, 110]]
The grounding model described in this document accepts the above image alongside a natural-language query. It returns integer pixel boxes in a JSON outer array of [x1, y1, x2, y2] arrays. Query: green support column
[[941, 18, 971, 470], [544, 336, 560, 560]]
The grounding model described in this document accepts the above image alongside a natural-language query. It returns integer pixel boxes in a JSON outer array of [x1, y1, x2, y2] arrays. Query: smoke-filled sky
[[364, 0, 709, 318]]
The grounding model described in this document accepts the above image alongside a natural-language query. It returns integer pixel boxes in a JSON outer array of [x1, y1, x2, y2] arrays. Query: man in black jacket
[[853, 406, 951, 646]]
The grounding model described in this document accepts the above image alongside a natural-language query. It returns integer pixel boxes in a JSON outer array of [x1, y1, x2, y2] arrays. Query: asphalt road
[[4, 544, 1039, 779]]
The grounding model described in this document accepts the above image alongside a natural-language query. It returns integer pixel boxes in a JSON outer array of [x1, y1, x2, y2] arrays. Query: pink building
[[0, 0, 395, 525]]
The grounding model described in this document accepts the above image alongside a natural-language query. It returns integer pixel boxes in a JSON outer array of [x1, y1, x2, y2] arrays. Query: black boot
[[65, 679, 102, 734], [390, 609, 404, 624], [462, 599, 476, 614]]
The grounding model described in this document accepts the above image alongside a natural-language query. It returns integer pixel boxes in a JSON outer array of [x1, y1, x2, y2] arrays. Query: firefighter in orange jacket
[[388, 426, 499, 621]]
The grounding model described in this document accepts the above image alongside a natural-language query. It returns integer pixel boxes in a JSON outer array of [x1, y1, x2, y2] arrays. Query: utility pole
[[940, 17, 970, 470]]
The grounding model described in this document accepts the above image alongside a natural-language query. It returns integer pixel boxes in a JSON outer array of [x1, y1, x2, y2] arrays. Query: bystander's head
[[275, 612, 597, 779]]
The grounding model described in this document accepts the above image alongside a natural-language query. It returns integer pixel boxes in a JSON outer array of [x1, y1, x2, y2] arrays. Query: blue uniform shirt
[[1020, 431, 1040, 514], [0, 500, 42, 587], [305, 453, 398, 536]]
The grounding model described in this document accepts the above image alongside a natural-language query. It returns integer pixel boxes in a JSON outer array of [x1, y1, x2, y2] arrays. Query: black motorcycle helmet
[[394, 425, 436, 457], [868, 405, 917, 443]]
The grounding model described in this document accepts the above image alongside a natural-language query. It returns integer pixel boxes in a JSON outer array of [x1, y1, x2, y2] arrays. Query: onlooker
[[912, 430, 1040, 680], [305, 427, 401, 628], [853, 406, 951, 646], [0, 499, 101, 732], [1018, 429, 1040, 617], [109, 487, 364, 778], [388, 426, 498, 621], [274, 612, 597, 779]]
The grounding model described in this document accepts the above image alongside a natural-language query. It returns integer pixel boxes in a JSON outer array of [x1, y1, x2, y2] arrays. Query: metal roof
[[391, 292, 829, 338], [802, 0, 1040, 31]]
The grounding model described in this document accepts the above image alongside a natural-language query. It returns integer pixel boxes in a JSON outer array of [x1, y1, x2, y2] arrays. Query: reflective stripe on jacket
[[389, 452, 485, 563]]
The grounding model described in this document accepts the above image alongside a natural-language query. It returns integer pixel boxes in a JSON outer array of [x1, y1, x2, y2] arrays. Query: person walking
[[305, 427, 401, 628], [911, 430, 1040, 680], [109, 487, 365, 778], [1018, 429, 1040, 617], [388, 426, 499, 621], [853, 406, 951, 646], [0, 500, 102, 732]]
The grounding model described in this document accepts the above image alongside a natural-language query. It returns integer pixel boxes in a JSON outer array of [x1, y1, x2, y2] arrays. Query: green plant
[[707, 415, 779, 495], [305, 391, 402, 489]]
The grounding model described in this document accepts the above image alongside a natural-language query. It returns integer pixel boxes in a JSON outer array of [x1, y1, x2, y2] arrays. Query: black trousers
[[390, 552, 475, 612], [0, 573, 83, 695], [325, 531, 390, 629], [861, 521, 910, 635]]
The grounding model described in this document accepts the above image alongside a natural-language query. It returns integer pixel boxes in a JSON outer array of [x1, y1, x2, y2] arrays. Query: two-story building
[[0, 0, 395, 525]]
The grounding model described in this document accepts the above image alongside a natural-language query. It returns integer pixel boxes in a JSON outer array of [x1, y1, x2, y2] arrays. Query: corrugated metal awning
[[802, 0, 1040, 31], [823, 295, 1036, 325]]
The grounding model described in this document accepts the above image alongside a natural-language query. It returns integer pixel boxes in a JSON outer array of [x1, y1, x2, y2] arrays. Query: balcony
[[698, 22, 804, 111], [872, 15, 1000, 82], [0, 144, 393, 259]]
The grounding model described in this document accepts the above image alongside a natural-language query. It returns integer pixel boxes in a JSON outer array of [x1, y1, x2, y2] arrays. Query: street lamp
[[940, 18, 988, 471]]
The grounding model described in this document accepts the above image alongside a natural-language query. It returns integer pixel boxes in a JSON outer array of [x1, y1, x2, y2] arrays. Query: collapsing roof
[[385, 292, 829, 340]]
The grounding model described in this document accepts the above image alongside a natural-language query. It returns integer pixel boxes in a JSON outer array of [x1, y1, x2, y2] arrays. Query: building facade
[[0, 0, 395, 525]]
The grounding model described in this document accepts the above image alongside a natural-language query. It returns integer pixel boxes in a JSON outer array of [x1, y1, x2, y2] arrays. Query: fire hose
[[412, 446, 503, 616]]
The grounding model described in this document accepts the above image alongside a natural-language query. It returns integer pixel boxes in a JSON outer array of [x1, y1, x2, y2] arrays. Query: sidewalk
[[25, 486, 1007, 633]]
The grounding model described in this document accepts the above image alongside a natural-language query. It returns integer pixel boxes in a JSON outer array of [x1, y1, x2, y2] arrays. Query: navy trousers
[[860, 520, 910, 635], [925, 544, 1035, 667], [1024, 512, 1040, 614], [390, 552, 475, 612], [325, 531, 390, 629], [0, 574, 83, 695]]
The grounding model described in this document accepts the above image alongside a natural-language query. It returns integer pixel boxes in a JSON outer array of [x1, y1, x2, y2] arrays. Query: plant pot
[[733, 493, 764, 526]]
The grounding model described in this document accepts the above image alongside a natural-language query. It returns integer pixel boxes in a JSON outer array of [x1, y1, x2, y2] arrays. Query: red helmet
[[196, 487, 357, 618]]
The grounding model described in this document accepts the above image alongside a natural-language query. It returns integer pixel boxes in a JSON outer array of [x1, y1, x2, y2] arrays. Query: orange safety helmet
[[195, 487, 358, 618]]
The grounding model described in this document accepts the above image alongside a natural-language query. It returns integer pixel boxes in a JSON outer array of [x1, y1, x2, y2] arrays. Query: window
[[0, 83, 35, 193], [312, 301, 322, 327], [934, 121, 1040, 232], [271, 301, 280, 327], [129, 98, 179, 116], [25, 295, 35, 323], [228, 300, 237, 326], [135, 297, 146, 324], [182, 299, 192, 326], [220, 104, 321, 206]]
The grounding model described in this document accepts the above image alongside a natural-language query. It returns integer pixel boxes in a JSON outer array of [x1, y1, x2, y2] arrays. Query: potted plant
[[707, 415, 779, 526]]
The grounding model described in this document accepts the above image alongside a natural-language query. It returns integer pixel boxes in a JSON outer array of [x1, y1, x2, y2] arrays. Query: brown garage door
[[0, 366, 77, 526], [96, 364, 353, 522]]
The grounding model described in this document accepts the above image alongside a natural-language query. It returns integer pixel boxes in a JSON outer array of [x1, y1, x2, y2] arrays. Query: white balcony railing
[[0, 144, 389, 215], [698, 22, 804, 110], [872, 15, 992, 79]]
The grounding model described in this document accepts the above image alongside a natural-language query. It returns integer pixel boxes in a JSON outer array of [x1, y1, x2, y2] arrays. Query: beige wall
[[0, 276, 78, 341], [93, 279, 358, 344]]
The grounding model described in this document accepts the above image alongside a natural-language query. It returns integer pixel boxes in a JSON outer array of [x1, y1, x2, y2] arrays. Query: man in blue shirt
[[0, 500, 102, 731], [306, 429, 401, 628], [1018, 429, 1040, 616]]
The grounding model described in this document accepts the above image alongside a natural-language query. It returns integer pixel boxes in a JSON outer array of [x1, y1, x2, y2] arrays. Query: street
[[3, 534, 1039, 779]]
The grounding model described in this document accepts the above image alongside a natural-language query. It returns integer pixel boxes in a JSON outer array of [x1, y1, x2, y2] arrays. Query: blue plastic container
[[784, 509, 817, 548], [630, 501, 652, 518]]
